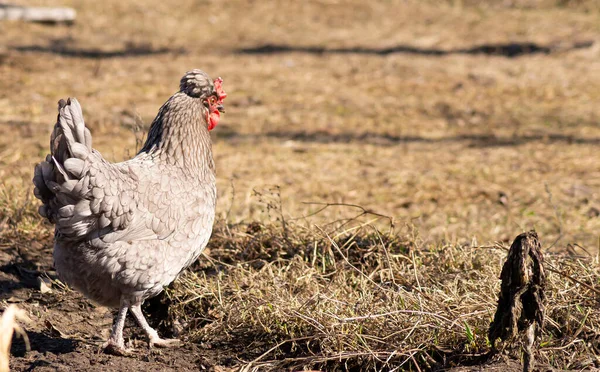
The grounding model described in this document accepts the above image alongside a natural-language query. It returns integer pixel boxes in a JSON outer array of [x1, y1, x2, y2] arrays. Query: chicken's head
[[180, 69, 227, 131]]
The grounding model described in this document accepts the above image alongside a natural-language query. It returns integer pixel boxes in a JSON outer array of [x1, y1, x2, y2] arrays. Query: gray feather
[[58, 205, 75, 218], [70, 142, 89, 159], [52, 156, 70, 181], [64, 158, 85, 178], [73, 200, 92, 218]]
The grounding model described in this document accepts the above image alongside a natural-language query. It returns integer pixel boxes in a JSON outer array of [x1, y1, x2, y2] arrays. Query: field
[[1, 0, 600, 370]]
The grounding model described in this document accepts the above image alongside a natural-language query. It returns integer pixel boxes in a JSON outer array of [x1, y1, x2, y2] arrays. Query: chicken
[[32, 69, 227, 355]]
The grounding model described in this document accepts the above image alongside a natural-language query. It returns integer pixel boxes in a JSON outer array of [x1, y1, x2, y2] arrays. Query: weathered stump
[[489, 231, 546, 372]]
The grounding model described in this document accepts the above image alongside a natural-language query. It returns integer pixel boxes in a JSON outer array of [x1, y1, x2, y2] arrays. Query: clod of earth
[[489, 230, 546, 372]]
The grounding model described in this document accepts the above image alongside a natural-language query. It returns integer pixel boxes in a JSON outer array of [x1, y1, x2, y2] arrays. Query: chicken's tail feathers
[[33, 98, 93, 221], [52, 98, 93, 166]]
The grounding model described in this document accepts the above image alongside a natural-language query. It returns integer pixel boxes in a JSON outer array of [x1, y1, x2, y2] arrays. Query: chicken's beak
[[216, 104, 225, 113]]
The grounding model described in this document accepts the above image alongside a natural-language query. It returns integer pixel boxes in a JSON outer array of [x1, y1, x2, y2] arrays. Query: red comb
[[214, 77, 227, 103]]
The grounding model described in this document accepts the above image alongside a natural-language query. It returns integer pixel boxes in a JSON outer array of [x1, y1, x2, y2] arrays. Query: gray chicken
[[32, 69, 227, 354]]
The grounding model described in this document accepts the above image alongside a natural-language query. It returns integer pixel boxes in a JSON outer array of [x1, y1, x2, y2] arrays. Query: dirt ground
[[0, 233, 225, 371], [1, 0, 600, 370]]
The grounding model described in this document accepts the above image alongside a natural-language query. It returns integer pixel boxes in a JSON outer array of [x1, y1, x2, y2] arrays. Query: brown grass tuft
[[158, 218, 600, 371]]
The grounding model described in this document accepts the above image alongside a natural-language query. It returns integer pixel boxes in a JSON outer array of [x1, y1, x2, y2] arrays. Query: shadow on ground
[[217, 129, 600, 148], [11, 330, 78, 356], [13, 40, 187, 59], [237, 41, 594, 58]]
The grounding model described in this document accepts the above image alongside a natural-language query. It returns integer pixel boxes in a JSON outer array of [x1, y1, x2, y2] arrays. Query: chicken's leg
[[129, 303, 181, 348], [103, 301, 132, 355]]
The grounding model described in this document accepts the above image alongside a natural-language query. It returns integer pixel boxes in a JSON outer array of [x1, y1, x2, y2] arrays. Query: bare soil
[[0, 234, 229, 371]]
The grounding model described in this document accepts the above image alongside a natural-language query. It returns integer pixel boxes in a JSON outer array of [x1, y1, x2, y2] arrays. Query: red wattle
[[208, 111, 220, 131]]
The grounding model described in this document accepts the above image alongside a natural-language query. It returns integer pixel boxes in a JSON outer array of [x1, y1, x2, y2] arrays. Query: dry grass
[[160, 217, 600, 370], [2, 0, 600, 251]]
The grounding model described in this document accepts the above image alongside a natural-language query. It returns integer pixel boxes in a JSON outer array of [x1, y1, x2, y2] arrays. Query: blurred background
[[1, 0, 600, 252]]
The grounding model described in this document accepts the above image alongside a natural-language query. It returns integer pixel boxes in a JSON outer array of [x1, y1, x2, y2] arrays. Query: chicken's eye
[[207, 96, 217, 106]]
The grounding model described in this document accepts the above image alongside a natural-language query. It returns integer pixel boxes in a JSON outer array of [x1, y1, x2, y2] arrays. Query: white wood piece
[[0, 5, 76, 23]]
